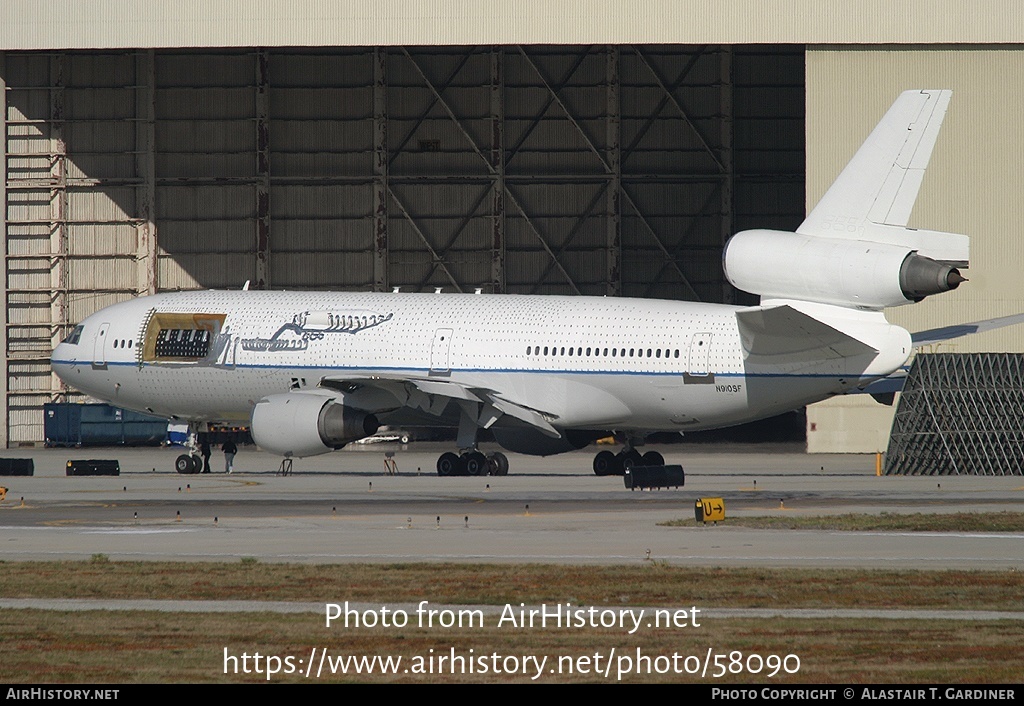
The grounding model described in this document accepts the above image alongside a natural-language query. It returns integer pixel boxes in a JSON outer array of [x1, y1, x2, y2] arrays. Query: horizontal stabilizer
[[736, 305, 878, 359], [911, 312, 1024, 346], [851, 371, 908, 398], [855, 224, 968, 266], [846, 312, 1024, 401]]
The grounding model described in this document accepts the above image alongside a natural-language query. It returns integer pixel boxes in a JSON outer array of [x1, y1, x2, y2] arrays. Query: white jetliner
[[51, 90, 994, 476]]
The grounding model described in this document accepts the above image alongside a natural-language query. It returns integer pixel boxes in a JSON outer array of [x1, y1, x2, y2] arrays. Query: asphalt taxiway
[[1, 443, 1022, 568]]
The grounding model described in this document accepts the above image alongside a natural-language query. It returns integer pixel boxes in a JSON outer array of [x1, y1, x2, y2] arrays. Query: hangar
[[1, 1, 1020, 451]]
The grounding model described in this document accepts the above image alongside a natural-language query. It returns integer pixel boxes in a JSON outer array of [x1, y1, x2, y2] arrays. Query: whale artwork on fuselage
[[238, 310, 395, 352], [51, 90, 1016, 477]]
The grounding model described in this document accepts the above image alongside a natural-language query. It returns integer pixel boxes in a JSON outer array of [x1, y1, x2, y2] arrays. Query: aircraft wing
[[320, 375, 562, 437], [735, 305, 878, 359], [910, 312, 1024, 346]]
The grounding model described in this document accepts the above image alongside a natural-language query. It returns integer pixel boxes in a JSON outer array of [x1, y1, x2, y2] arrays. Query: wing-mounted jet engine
[[250, 392, 379, 458]]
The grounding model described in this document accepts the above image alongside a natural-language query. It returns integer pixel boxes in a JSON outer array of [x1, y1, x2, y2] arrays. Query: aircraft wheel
[[641, 450, 665, 467], [175, 454, 196, 474], [192, 454, 205, 473], [437, 452, 460, 476], [489, 452, 509, 476], [464, 451, 487, 476], [619, 450, 642, 475], [593, 450, 617, 476]]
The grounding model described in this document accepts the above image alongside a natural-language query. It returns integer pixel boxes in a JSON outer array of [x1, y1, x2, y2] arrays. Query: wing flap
[[319, 375, 561, 438]]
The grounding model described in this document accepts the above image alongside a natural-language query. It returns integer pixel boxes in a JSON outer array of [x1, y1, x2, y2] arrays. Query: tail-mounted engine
[[723, 230, 965, 309], [250, 392, 379, 458]]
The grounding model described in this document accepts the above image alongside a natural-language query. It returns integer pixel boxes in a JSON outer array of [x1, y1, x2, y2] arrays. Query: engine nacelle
[[723, 230, 964, 309], [250, 392, 379, 458], [492, 427, 599, 457]]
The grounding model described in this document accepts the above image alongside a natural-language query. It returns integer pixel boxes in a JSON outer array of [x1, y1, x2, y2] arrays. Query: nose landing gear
[[174, 422, 207, 474], [175, 453, 201, 474]]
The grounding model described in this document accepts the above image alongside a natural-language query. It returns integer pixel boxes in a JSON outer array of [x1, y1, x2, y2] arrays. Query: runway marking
[[217, 479, 264, 488], [80, 528, 199, 535], [0, 550, 1020, 565], [0, 525, 70, 531], [43, 519, 106, 527], [0, 525, 199, 534], [871, 531, 1024, 539]]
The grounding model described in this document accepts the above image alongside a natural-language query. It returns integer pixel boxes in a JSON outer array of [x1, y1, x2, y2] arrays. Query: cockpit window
[[62, 325, 84, 345]]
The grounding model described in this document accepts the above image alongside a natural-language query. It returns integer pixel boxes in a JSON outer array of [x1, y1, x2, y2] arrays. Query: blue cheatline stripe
[[51, 358, 883, 380]]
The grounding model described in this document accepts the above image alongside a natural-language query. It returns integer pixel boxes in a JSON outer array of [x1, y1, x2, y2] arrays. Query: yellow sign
[[0, 486, 7, 503], [695, 497, 725, 523]]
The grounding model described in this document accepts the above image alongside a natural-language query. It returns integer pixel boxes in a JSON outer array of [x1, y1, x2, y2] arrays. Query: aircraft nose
[[51, 342, 76, 381]]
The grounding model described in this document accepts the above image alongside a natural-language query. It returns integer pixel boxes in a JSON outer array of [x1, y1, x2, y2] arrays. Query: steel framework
[[885, 353, 1024, 476]]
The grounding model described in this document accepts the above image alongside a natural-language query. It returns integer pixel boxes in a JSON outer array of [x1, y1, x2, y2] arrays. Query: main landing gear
[[436, 451, 510, 476], [592, 448, 665, 476], [437, 407, 510, 476]]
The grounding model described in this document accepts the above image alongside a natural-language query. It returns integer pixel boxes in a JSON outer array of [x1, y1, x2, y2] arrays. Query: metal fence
[[885, 353, 1024, 475]]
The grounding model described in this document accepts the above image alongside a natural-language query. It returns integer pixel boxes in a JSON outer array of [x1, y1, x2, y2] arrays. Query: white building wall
[[805, 47, 1024, 452], [1, 1, 1023, 50]]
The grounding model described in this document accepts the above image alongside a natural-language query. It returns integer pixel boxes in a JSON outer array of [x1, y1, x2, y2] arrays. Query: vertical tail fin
[[798, 90, 966, 264]]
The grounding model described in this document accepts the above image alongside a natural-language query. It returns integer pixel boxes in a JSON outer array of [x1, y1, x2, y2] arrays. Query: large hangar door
[[1, 45, 803, 445]]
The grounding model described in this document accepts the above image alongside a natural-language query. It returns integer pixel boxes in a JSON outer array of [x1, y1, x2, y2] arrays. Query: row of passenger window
[[113, 339, 134, 349], [526, 345, 680, 359]]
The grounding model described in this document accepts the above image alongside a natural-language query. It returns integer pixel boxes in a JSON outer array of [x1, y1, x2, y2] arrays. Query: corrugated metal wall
[[2, 45, 804, 445], [805, 47, 1024, 453], [2, 1, 1020, 49], [156, 51, 259, 290], [3, 52, 144, 444]]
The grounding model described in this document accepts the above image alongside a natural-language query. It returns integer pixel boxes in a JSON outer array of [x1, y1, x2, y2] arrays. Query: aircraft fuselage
[[51, 289, 910, 436]]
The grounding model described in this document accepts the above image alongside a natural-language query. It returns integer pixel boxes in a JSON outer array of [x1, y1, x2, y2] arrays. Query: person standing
[[222, 437, 238, 473], [200, 437, 212, 473]]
